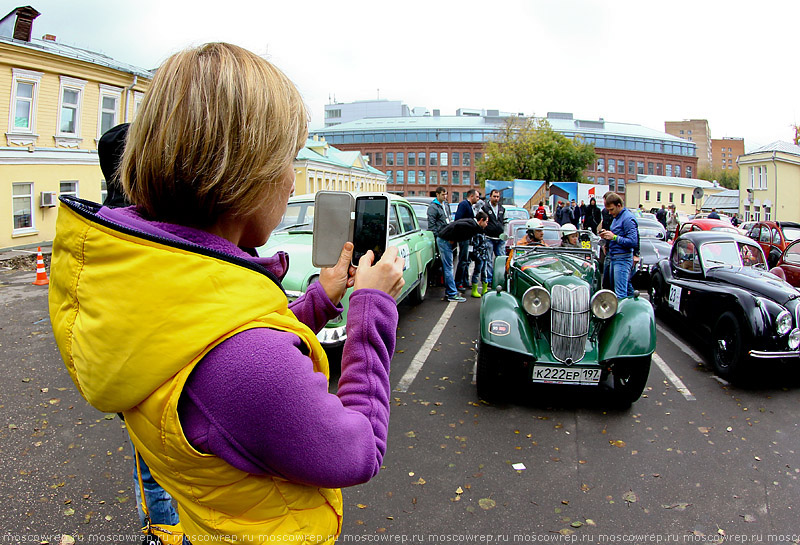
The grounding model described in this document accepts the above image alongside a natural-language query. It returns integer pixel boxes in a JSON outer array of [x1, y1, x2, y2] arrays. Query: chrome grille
[[550, 284, 590, 363]]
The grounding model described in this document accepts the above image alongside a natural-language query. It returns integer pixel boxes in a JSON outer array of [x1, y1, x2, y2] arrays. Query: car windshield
[[738, 242, 766, 268], [276, 202, 313, 231], [782, 227, 800, 241], [710, 226, 739, 235], [506, 209, 529, 220], [639, 226, 665, 239], [700, 241, 743, 269]]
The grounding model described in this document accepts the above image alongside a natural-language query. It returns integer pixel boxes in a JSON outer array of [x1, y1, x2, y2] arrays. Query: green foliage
[[476, 117, 596, 186], [697, 168, 740, 190]]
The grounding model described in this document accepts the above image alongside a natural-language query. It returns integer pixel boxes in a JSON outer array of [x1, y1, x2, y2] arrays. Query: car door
[[667, 239, 702, 320], [757, 224, 771, 258], [389, 202, 421, 300], [780, 242, 800, 287]]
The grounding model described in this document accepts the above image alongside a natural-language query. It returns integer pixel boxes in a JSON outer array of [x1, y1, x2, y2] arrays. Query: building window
[[396, 152, 404, 166], [669, 192, 674, 202], [374, 152, 383, 166], [386, 152, 394, 166], [9, 69, 43, 136], [597, 158, 605, 172], [133, 91, 144, 120], [648, 162, 654, 175], [451, 192, 459, 204], [440, 170, 448, 183], [396, 170, 404, 183], [58, 77, 86, 137], [452, 171, 460, 185], [429, 152, 438, 166], [475, 152, 482, 164], [754, 206, 761, 221], [12, 182, 34, 231], [656, 163, 663, 176], [429, 171, 437, 184], [463, 152, 470, 166], [408, 152, 416, 166], [418, 170, 426, 184], [616, 160, 624, 174], [765, 206, 772, 221], [617, 179, 626, 193], [451, 152, 460, 166], [440, 152, 448, 166], [657, 191, 662, 201], [749, 167, 754, 189], [608, 159, 615, 173], [688, 130, 692, 135], [366, 152, 372, 164], [98, 84, 122, 138], [418, 152, 426, 166], [665, 164, 673, 177], [462, 171, 470, 185], [645, 190, 650, 201], [386, 170, 393, 183], [637, 161, 644, 175], [60, 181, 78, 197], [101, 179, 108, 203], [681, 194, 685, 204], [608, 178, 615, 191], [628, 161, 635, 175], [760, 165, 767, 189], [691, 194, 695, 205], [408, 170, 416, 184], [686, 166, 692, 178], [325, 109, 341, 119], [597, 177, 605, 184], [674, 165, 681, 177]]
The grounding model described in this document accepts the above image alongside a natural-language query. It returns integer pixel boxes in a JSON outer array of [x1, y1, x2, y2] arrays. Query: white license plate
[[532, 366, 602, 385]]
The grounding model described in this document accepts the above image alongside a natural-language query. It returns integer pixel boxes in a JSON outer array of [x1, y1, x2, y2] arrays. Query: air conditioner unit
[[40, 192, 57, 208]]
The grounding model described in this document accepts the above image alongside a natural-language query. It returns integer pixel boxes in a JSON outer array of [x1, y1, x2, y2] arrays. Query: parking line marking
[[395, 301, 458, 393], [657, 323, 704, 363], [653, 352, 696, 401]]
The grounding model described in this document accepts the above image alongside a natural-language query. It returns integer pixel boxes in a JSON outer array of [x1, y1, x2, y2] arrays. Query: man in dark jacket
[[438, 211, 489, 244], [656, 205, 667, 228], [454, 189, 479, 290], [481, 189, 506, 288], [427, 187, 463, 302], [570, 199, 582, 227]]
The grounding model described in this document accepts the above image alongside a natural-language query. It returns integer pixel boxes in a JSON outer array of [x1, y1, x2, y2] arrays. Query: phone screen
[[353, 196, 389, 265]]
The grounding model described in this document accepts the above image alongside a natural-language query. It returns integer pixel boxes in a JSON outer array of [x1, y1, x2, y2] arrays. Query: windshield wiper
[[705, 259, 729, 266], [276, 222, 310, 232]]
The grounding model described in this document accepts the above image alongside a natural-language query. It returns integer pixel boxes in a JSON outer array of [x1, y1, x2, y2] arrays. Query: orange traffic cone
[[32, 246, 49, 286]]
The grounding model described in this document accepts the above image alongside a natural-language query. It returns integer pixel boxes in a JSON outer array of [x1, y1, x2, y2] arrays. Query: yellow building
[[624, 175, 724, 215], [294, 136, 387, 195], [737, 141, 800, 222], [1, 6, 151, 250]]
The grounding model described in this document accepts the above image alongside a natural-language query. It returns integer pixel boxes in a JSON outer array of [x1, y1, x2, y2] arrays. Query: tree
[[697, 168, 739, 190], [476, 117, 596, 185]]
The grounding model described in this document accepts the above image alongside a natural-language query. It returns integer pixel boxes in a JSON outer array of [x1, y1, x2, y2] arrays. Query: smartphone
[[352, 194, 389, 266]]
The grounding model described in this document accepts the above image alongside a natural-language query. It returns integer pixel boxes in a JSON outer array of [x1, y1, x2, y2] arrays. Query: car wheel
[[476, 340, 504, 403], [408, 265, 428, 306], [609, 356, 651, 409], [649, 273, 666, 313], [712, 312, 746, 381]]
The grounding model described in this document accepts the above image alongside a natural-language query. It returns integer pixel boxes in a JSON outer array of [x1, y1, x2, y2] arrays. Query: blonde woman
[[49, 43, 403, 543]]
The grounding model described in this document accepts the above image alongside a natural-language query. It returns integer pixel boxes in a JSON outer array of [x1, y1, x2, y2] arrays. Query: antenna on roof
[[377, 88, 380, 100]]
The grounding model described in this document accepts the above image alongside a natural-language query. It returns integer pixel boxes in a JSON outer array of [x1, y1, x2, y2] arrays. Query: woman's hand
[[318, 242, 356, 306], [353, 246, 405, 299]]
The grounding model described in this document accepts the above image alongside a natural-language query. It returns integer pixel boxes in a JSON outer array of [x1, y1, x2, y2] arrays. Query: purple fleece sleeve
[[178, 288, 397, 488], [288, 281, 343, 333]]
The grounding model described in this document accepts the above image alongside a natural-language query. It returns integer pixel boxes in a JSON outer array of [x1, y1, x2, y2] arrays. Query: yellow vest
[[49, 200, 342, 543]]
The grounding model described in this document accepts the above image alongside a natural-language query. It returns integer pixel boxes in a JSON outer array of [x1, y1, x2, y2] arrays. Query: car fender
[[492, 255, 508, 289], [598, 297, 656, 361], [479, 290, 538, 356]]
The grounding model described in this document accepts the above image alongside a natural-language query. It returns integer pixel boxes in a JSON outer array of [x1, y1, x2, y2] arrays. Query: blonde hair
[[120, 43, 308, 226]]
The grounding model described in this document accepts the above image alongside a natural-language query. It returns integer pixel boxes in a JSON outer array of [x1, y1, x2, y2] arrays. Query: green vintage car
[[257, 192, 436, 347], [477, 234, 656, 407]]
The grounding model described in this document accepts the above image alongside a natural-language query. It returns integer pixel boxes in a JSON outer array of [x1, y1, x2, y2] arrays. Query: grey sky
[[24, 0, 800, 150]]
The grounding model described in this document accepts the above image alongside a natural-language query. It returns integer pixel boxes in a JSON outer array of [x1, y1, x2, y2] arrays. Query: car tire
[[712, 312, 746, 381], [408, 265, 428, 306], [649, 272, 666, 314], [609, 356, 651, 409], [476, 340, 504, 403]]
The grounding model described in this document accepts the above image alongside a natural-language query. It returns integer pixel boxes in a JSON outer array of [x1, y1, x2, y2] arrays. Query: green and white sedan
[[257, 193, 436, 347]]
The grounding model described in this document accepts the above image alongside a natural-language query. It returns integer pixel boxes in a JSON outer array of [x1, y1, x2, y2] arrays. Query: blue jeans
[[133, 448, 180, 527], [455, 240, 470, 287], [606, 253, 634, 299], [486, 239, 506, 284], [470, 255, 486, 284], [437, 238, 458, 298]]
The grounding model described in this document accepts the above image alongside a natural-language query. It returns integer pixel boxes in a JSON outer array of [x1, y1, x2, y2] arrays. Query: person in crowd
[[582, 197, 602, 234], [49, 43, 405, 543], [454, 189, 480, 290], [481, 189, 506, 291], [428, 187, 463, 302], [98, 122, 179, 529], [533, 201, 548, 220], [708, 208, 720, 220], [517, 218, 547, 247], [555, 201, 568, 225], [666, 204, 679, 237], [731, 213, 741, 227], [578, 200, 587, 224], [599, 191, 639, 299], [472, 191, 485, 216], [560, 223, 580, 248], [656, 205, 667, 228], [570, 199, 582, 227], [438, 212, 490, 293], [469, 229, 490, 298]]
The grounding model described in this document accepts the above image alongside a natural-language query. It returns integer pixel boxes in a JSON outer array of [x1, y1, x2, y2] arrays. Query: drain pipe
[[772, 150, 777, 220], [124, 75, 138, 123]]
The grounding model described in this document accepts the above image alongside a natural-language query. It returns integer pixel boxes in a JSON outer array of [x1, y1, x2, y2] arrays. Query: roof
[[297, 139, 385, 175], [629, 175, 719, 189], [702, 190, 739, 212], [748, 141, 800, 156], [679, 230, 754, 245], [0, 34, 153, 78]]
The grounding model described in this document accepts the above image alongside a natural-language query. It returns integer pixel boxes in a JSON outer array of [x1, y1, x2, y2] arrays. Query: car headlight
[[591, 290, 618, 320], [776, 310, 792, 336], [789, 329, 800, 350], [522, 286, 550, 316]]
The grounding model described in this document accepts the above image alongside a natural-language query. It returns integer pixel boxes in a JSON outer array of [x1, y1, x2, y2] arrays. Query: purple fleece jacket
[[98, 206, 397, 488]]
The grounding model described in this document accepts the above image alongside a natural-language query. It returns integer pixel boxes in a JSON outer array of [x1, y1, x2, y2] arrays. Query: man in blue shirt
[[599, 191, 639, 299]]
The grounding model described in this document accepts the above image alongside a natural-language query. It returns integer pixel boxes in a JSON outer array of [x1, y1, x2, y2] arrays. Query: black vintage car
[[632, 218, 671, 290], [649, 231, 800, 381]]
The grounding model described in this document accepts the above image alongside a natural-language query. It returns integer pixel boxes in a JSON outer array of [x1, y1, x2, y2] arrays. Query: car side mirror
[[499, 233, 509, 241]]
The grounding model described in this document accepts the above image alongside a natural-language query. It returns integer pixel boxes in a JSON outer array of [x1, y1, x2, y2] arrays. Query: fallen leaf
[[585, 519, 596, 527], [22, 378, 31, 383], [63, 507, 75, 516], [104, 414, 116, 420], [571, 521, 583, 528], [413, 477, 426, 485], [662, 502, 690, 511], [622, 490, 638, 504], [558, 529, 574, 536], [610, 440, 626, 448], [356, 504, 367, 509], [404, 431, 417, 438], [698, 426, 710, 433], [59, 536, 75, 545], [478, 498, 496, 510], [742, 514, 756, 523], [104, 515, 112, 521], [456, 487, 464, 494]]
